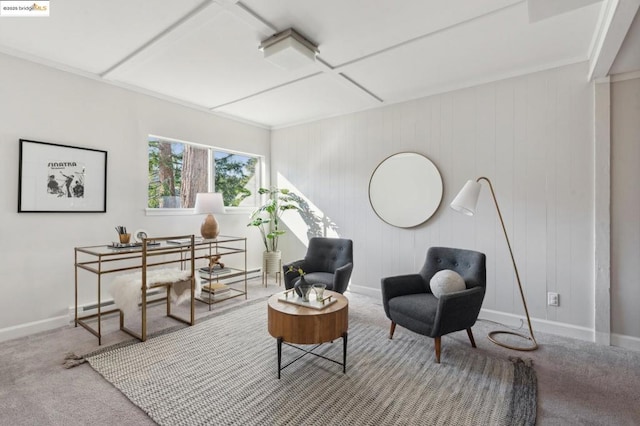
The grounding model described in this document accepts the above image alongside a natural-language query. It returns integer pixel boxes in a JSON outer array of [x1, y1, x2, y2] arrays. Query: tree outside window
[[148, 137, 261, 209], [214, 152, 259, 207]]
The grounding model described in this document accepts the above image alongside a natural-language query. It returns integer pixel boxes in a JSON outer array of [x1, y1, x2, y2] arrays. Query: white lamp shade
[[450, 180, 482, 216], [194, 192, 225, 214]]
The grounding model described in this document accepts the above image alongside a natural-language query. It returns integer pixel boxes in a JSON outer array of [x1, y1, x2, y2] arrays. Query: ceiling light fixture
[[259, 28, 319, 70]]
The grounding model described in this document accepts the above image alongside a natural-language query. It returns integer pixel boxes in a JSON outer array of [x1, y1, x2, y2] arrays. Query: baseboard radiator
[[69, 269, 261, 320], [69, 289, 165, 320]]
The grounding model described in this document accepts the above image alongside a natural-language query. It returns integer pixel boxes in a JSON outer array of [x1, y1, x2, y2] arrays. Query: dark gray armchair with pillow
[[381, 247, 486, 363], [283, 237, 353, 294]]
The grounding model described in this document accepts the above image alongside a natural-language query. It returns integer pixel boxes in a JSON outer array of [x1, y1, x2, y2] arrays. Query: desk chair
[[113, 235, 199, 341]]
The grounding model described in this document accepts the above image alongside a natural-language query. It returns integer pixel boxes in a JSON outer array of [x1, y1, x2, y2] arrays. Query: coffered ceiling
[[0, 0, 638, 128]]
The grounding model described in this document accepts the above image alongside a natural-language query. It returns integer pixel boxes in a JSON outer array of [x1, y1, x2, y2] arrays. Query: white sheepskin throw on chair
[[110, 269, 201, 317]]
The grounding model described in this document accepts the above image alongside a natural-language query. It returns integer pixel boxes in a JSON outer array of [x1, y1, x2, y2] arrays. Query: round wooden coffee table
[[267, 290, 348, 378]]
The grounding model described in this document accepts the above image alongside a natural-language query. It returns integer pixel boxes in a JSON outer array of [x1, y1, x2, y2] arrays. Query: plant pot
[[263, 250, 282, 275]]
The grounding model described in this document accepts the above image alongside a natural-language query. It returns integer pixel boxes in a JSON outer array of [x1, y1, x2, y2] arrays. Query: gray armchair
[[381, 247, 486, 363], [283, 237, 353, 294]]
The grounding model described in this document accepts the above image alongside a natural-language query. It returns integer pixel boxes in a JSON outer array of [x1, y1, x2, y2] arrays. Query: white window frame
[[145, 135, 264, 216]]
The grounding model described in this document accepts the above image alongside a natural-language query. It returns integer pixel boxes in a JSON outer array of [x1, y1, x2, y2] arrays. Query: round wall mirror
[[368, 152, 443, 228]]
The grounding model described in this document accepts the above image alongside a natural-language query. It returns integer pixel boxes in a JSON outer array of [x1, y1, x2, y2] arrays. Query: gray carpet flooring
[[1, 278, 639, 425], [83, 300, 534, 425]]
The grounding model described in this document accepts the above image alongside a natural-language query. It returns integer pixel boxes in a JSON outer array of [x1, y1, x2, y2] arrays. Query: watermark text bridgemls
[[1, 1, 50, 17]]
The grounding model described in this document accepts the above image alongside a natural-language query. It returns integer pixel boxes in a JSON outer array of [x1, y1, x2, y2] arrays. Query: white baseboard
[[611, 333, 640, 352], [4, 284, 640, 353], [478, 309, 595, 342], [348, 283, 381, 300], [0, 315, 69, 344], [349, 285, 640, 352]]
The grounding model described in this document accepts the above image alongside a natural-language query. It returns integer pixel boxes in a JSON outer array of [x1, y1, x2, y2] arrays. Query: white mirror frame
[[368, 152, 443, 228]]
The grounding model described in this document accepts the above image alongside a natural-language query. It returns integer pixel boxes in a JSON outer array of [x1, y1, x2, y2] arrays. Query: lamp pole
[[477, 177, 538, 351]]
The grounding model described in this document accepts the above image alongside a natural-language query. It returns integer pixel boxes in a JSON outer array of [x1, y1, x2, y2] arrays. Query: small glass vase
[[313, 284, 326, 301], [299, 283, 312, 302]]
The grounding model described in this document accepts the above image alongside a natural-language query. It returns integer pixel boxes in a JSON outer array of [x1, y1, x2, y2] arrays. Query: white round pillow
[[430, 269, 466, 298]]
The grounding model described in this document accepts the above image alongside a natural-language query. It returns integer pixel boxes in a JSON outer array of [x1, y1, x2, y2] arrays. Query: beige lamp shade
[[194, 192, 225, 239]]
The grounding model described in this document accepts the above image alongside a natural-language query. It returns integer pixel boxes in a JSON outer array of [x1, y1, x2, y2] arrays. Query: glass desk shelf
[[74, 235, 247, 344]]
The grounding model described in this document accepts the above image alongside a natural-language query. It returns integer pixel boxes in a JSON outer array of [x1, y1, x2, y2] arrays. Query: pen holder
[[119, 233, 131, 244]]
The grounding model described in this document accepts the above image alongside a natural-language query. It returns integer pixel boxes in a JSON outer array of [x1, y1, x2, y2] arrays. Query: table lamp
[[194, 192, 225, 239], [450, 177, 538, 351]]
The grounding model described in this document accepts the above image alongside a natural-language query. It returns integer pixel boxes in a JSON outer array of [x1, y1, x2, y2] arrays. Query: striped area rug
[[84, 299, 536, 425]]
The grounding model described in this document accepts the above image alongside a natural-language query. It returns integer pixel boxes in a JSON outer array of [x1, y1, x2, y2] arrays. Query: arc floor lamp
[[450, 177, 538, 351]]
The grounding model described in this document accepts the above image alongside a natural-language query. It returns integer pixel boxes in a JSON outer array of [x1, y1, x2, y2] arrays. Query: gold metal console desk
[[74, 235, 247, 344]]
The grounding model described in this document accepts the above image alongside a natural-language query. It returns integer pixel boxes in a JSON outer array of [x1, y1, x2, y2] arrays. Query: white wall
[[5, 52, 636, 349], [0, 53, 270, 340], [272, 62, 597, 340], [611, 75, 640, 345]]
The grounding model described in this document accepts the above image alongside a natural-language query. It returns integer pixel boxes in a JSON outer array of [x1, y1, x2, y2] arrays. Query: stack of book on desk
[[202, 282, 230, 295], [199, 266, 230, 275]]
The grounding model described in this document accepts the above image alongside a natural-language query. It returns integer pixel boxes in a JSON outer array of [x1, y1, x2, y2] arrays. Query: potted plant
[[247, 187, 298, 276]]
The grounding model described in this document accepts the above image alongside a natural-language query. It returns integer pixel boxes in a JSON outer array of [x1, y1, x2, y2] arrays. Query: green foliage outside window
[[148, 137, 260, 209], [214, 153, 258, 207]]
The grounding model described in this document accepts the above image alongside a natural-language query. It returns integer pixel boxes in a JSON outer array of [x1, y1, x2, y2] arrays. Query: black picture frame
[[18, 139, 108, 213]]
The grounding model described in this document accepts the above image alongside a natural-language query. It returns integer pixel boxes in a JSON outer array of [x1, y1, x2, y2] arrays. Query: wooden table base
[[276, 334, 348, 379], [268, 291, 348, 378]]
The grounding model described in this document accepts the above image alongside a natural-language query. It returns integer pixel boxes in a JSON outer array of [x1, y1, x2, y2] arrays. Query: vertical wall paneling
[[553, 68, 576, 326], [399, 101, 417, 274], [451, 90, 477, 252], [594, 78, 611, 345], [475, 85, 497, 309], [439, 94, 455, 247], [544, 70, 559, 323], [611, 75, 640, 345], [525, 73, 548, 318], [570, 73, 596, 328], [272, 62, 598, 338], [367, 108, 387, 288], [428, 96, 443, 249], [414, 97, 431, 265], [512, 77, 528, 318], [494, 81, 517, 314]]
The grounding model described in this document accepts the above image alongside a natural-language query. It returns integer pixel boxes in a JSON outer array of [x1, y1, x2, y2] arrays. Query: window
[[148, 136, 262, 209]]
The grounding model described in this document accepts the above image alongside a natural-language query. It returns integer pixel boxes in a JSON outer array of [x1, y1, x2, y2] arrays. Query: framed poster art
[[18, 139, 107, 213]]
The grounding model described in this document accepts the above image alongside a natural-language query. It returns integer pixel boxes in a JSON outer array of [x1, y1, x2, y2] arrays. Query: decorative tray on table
[[108, 241, 160, 249], [277, 289, 337, 310]]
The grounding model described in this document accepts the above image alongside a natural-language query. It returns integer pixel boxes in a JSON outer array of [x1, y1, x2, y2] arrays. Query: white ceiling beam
[[214, 0, 276, 37], [588, 0, 640, 80], [313, 57, 384, 103], [210, 72, 323, 110], [212, 1, 385, 108], [527, 0, 601, 23], [208, 1, 530, 115], [100, 0, 219, 78]]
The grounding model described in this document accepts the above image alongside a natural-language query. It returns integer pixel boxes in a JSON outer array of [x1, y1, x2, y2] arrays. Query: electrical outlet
[[547, 292, 559, 306]]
